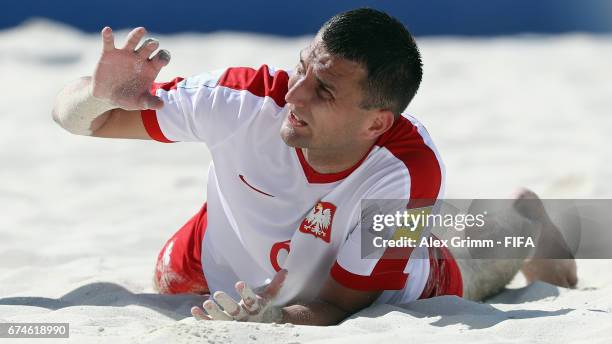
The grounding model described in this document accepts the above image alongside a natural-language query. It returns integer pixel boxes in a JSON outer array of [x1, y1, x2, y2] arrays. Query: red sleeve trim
[[139, 77, 185, 143], [330, 260, 408, 291], [141, 109, 174, 143]]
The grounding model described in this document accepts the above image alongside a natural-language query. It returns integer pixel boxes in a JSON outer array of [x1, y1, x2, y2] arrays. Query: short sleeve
[[140, 65, 289, 147]]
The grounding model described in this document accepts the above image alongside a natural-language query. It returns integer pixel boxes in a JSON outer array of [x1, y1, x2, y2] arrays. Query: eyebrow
[[299, 50, 336, 94]]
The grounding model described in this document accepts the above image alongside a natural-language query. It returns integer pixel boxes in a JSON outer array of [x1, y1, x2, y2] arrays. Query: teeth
[[290, 111, 307, 125]]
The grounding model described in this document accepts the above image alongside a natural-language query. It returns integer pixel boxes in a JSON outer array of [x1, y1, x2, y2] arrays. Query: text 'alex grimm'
[[372, 236, 536, 249]]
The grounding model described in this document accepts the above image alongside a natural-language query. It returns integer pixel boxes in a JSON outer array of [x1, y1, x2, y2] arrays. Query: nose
[[285, 73, 311, 108]]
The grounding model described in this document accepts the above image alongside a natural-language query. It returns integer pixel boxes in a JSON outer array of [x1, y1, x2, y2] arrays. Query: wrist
[[278, 306, 289, 324], [259, 304, 283, 323]]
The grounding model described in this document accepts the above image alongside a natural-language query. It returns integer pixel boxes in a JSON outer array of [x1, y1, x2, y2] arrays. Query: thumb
[[262, 269, 287, 299]]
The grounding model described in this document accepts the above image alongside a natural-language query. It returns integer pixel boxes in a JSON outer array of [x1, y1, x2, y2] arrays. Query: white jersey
[[141, 65, 445, 305]]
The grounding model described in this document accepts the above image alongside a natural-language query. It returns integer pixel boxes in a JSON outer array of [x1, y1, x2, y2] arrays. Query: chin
[[280, 124, 308, 148]]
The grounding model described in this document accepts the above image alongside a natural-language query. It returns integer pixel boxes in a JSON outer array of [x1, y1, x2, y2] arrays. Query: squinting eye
[[318, 88, 333, 100]]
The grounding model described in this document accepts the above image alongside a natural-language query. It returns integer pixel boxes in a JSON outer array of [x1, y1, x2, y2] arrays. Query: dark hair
[[320, 8, 423, 117]]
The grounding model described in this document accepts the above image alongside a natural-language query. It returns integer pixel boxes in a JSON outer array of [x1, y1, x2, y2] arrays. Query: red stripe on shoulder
[[376, 116, 442, 208], [140, 77, 185, 143], [218, 65, 289, 107], [152, 77, 185, 92]]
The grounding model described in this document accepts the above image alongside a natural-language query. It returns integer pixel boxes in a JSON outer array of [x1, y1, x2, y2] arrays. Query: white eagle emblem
[[299, 201, 336, 243]]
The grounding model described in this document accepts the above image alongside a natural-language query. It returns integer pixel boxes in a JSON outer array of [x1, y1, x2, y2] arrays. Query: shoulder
[[215, 65, 290, 107], [153, 65, 291, 107], [371, 114, 445, 202]]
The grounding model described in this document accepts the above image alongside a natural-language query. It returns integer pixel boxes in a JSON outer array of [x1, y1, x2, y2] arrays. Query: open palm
[[91, 26, 171, 111]]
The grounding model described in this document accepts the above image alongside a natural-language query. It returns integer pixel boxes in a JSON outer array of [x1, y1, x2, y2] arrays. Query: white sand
[[1, 20, 611, 343]]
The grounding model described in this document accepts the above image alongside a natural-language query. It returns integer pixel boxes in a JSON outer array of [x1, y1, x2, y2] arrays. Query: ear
[[364, 109, 394, 140]]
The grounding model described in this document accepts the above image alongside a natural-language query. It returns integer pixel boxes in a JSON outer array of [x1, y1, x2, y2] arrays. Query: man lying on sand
[[52, 8, 577, 325]]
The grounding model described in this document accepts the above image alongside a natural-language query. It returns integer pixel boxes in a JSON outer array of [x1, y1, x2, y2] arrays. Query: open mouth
[[288, 111, 308, 127]]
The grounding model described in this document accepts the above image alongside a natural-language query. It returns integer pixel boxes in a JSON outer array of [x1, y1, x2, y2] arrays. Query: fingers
[[135, 38, 159, 58], [150, 49, 171, 69], [236, 281, 261, 313], [101, 26, 115, 52], [202, 299, 233, 321], [213, 291, 248, 320], [104, 26, 171, 69], [115, 27, 171, 72], [123, 27, 147, 50], [191, 306, 212, 320], [262, 269, 288, 299]]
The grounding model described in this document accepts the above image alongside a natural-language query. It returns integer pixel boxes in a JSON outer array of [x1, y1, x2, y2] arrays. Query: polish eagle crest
[[299, 201, 336, 243]]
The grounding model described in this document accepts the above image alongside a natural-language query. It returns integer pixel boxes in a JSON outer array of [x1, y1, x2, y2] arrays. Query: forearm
[[280, 299, 350, 326], [52, 76, 115, 135]]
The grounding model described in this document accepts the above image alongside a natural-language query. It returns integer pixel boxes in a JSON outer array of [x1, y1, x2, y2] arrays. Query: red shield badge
[[299, 201, 336, 243]]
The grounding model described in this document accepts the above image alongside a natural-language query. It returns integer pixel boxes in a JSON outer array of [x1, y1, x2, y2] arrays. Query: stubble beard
[[280, 120, 309, 148]]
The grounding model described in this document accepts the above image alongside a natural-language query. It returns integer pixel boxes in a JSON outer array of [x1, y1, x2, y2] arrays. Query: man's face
[[280, 35, 373, 151]]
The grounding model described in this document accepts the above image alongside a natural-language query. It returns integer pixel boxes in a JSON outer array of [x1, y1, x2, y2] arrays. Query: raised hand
[[90, 27, 171, 111], [191, 269, 288, 323]]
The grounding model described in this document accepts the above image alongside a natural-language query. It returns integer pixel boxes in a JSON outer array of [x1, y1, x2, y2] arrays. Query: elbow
[[51, 86, 71, 132], [51, 107, 62, 126], [50, 77, 94, 136], [51, 106, 85, 136], [51, 76, 92, 134], [51, 100, 68, 133], [51, 103, 75, 134]]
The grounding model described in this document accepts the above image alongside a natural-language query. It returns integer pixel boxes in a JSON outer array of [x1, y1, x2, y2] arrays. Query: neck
[[301, 140, 375, 174]]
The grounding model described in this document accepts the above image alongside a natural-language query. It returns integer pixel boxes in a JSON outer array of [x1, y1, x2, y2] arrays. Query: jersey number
[[269, 240, 291, 272]]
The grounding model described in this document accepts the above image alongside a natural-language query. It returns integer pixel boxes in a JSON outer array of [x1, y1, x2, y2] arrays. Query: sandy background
[[0, 20, 611, 343]]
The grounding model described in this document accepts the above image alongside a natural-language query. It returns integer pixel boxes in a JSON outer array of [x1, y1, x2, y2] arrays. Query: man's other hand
[[191, 269, 287, 323]]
